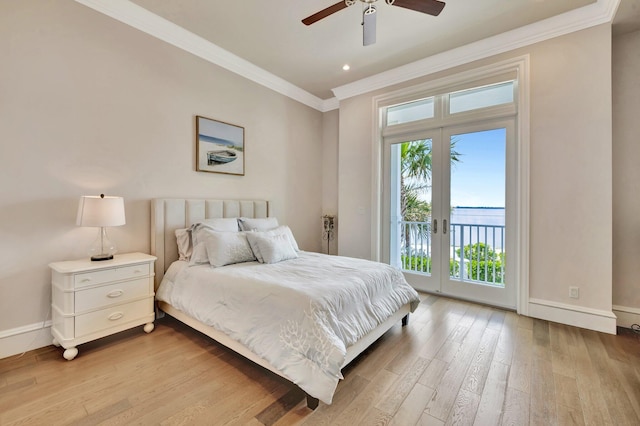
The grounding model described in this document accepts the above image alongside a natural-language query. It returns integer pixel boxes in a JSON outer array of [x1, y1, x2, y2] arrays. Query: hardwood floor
[[1, 294, 639, 425]]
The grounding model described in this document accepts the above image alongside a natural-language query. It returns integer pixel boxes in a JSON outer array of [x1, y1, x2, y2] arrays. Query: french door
[[383, 119, 516, 309]]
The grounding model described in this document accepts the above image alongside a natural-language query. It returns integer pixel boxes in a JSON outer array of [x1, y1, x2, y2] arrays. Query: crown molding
[[74, 0, 329, 112], [331, 0, 620, 100], [75, 0, 618, 112]]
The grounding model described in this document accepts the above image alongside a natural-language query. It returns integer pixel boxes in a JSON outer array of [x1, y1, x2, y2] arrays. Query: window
[[386, 97, 434, 125], [449, 81, 514, 114]]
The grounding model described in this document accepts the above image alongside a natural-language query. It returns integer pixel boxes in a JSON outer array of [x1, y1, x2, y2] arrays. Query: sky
[[450, 128, 506, 208], [413, 127, 506, 208]]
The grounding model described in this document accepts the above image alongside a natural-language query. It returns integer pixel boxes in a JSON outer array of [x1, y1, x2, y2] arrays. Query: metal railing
[[400, 220, 505, 286]]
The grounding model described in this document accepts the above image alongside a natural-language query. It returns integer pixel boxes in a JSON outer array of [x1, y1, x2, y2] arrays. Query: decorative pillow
[[246, 232, 298, 264], [198, 229, 255, 267], [246, 226, 300, 262], [175, 228, 191, 261], [238, 217, 279, 232], [278, 225, 300, 252]]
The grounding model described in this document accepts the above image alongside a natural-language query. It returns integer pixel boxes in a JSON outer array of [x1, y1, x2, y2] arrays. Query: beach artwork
[[196, 115, 245, 175]]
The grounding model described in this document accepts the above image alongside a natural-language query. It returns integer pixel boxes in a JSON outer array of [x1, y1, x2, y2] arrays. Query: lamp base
[[91, 253, 114, 261]]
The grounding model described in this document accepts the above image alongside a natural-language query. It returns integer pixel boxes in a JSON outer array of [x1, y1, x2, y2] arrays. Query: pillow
[[199, 217, 239, 232], [238, 217, 279, 232], [246, 232, 298, 264], [191, 218, 240, 249], [198, 229, 255, 267], [246, 226, 299, 262], [176, 218, 239, 261], [188, 242, 209, 266], [278, 225, 300, 252], [175, 228, 191, 261]]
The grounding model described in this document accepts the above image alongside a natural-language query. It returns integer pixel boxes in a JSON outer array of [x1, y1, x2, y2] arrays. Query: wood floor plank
[[532, 319, 551, 361], [418, 357, 448, 388], [529, 354, 557, 426], [331, 369, 399, 426], [388, 383, 434, 426], [473, 360, 509, 426], [357, 407, 392, 426], [419, 413, 446, 425], [556, 404, 586, 426], [506, 326, 533, 394], [445, 388, 480, 426], [581, 329, 640, 425], [424, 310, 491, 421], [377, 356, 430, 416], [501, 387, 529, 426], [492, 311, 518, 366], [301, 374, 370, 426], [487, 309, 506, 331], [460, 328, 499, 395], [568, 329, 614, 426]]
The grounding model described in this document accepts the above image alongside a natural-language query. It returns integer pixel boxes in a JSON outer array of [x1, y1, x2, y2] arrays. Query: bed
[[151, 198, 420, 408]]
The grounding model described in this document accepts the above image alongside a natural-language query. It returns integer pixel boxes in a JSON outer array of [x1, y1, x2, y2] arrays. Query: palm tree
[[400, 139, 460, 259], [400, 141, 433, 221]]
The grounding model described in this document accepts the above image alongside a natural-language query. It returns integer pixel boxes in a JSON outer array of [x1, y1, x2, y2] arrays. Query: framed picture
[[196, 115, 245, 176]]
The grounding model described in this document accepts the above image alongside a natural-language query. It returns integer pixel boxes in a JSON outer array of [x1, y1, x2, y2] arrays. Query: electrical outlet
[[569, 286, 579, 299]]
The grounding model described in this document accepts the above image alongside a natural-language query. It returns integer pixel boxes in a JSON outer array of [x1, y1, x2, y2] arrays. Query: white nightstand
[[50, 252, 157, 360]]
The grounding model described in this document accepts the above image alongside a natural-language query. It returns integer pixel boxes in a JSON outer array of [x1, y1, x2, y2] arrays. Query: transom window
[[385, 80, 516, 127]]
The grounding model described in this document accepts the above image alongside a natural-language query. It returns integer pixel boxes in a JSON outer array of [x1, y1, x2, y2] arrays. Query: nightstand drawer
[[74, 263, 150, 288], [75, 278, 150, 313], [75, 298, 152, 337]]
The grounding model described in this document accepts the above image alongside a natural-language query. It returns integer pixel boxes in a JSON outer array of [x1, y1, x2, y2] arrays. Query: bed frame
[[151, 198, 411, 409]]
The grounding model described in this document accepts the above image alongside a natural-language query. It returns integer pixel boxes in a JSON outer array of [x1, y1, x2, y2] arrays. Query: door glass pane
[[449, 129, 506, 287], [387, 98, 435, 125], [449, 81, 514, 114], [391, 139, 433, 274]]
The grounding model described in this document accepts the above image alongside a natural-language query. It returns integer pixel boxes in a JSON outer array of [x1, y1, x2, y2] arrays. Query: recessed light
[[342, 64, 350, 71]]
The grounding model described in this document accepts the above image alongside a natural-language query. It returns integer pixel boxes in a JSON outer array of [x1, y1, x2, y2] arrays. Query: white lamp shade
[[76, 195, 126, 227]]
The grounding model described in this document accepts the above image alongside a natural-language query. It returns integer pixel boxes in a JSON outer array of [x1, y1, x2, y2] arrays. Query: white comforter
[[156, 251, 420, 404]]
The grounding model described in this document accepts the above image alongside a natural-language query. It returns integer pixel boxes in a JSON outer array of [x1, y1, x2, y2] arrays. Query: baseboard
[[0, 321, 53, 359], [528, 298, 617, 334], [613, 305, 640, 329]]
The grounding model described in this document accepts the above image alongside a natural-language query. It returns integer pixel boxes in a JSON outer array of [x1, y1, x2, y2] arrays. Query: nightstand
[[49, 252, 157, 360]]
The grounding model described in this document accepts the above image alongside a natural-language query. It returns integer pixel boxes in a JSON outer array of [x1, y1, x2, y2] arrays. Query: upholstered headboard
[[151, 198, 271, 288]]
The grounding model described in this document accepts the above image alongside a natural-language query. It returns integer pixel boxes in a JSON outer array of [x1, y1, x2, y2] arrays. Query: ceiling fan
[[302, 0, 446, 46]]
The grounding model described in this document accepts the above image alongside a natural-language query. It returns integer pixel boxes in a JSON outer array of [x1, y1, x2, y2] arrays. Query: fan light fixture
[[302, 0, 445, 46], [76, 194, 126, 261]]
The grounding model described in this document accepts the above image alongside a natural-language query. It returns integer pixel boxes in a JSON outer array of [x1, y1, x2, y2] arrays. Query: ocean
[[450, 207, 505, 226]]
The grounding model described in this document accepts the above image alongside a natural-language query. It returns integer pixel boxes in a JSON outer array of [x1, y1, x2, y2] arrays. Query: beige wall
[[337, 25, 614, 316], [0, 1, 323, 333], [322, 109, 339, 255], [613, 29, 640, 313]]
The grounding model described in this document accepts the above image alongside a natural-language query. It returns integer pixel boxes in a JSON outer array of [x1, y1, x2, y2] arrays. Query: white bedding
[[156, 251, 420, 404]]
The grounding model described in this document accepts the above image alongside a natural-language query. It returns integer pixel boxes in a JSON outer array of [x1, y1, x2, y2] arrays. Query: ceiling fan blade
[[363, 5, 377, 46], [302, 1, 350, 26], [392, 0, 446, 17]]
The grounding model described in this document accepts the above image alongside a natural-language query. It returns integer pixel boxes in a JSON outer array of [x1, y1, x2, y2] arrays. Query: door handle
[[443, 219, 448, 235], [433, 219, 437, 234]]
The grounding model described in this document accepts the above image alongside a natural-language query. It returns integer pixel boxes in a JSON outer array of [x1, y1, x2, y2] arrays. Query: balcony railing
[[399, 220, 505, 287]]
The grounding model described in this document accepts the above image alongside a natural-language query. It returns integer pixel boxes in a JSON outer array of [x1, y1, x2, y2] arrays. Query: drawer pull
[[108, 312, 124, 321], [81, 278, 92, 283], [107, 290, 124, 298]]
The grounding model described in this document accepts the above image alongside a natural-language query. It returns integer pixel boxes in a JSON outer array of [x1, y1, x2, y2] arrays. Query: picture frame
[[196, 115, 245, 176]]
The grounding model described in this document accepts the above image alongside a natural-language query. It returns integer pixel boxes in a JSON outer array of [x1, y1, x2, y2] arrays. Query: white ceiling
[[77, 0, 638, 109]]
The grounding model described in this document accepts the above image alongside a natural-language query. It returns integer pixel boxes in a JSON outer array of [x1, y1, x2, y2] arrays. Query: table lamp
[[76, 194, 126, 261]]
